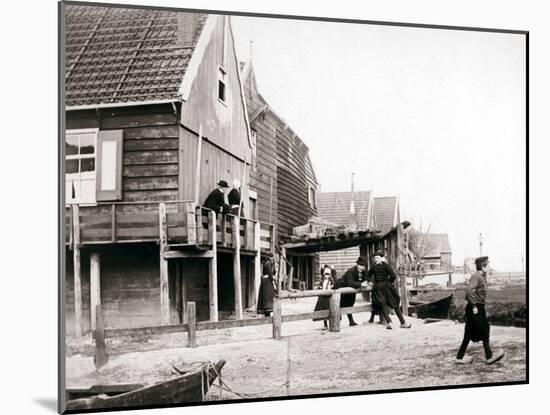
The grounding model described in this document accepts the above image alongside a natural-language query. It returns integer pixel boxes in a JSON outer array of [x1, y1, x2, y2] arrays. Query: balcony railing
[[65, 201, 275, 253]]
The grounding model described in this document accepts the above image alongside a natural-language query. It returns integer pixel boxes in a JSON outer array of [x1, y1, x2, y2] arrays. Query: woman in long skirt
[[455, 256, 505, 364], [257, 259, 276, 317], [313, 265, 335, 329]]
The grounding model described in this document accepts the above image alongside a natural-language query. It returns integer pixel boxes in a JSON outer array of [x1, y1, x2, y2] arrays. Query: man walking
[[336, 257, 368, 326], [455, 256, 505, 364]]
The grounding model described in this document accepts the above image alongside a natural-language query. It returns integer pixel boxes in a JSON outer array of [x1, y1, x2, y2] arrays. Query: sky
[[230, 15, 526, 271]]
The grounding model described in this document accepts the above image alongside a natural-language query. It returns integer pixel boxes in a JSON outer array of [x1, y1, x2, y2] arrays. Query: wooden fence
[[92, 287, 372, 368]]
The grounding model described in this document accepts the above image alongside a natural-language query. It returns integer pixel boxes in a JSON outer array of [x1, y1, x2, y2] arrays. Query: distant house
[[241, 60, 319, 289], [316, 191, 399, 279], [63, 5, 274, 336], [421, 234, 452, 272]]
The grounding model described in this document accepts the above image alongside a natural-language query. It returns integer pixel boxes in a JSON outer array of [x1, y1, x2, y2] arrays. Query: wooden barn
[[241, 59, 319, 290], [316, 192, 400, 280], [63, 5, 274, 336]]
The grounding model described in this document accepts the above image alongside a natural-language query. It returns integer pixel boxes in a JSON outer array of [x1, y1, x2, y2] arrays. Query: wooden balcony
[[65, 201, 275, 253]]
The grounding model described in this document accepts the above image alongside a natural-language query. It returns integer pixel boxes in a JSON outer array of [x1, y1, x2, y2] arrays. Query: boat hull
[[408, 294, 453, 320], [65, 360, 226, 412]]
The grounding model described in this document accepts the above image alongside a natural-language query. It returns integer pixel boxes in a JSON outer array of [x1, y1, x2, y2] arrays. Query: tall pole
[[477, 233, 484, 257]]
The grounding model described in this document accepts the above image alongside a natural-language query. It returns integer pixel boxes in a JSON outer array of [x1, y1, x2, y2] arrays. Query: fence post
[[329, 292, 341, 332], [94, 304, 108, 369], [187, 302, 197, 348], [272, 297, 282, 340]]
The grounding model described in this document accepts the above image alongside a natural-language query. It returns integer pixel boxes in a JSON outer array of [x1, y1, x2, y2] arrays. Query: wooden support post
[[175, 261, 183, 324], [448, 272, 453, 287], [286, 336, 291, 396], [94, 304, 108, 369], [195, 207, 203, 245], [281, 247, 287, 290], [221, 215, 227, 247], [232, 215, 243, 320], [287, 263, 294, 290], [111, 204, 116, 243], [194, 125, 203, 204], [186, 203, 197, 245], [208, 211, 219, 322], [254, 221, 261, 306], [243, 219, 250, 250], [400, 274, 409, 316], [159, 203, 170, 325], [272, 297, 282, 339], [187, 302, 197, 348], [90, 252, 101, 332], [72, 205, 83, 337], [329, 292, 341, 332]]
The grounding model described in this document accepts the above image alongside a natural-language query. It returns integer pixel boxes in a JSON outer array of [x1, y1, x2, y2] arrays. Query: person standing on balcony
[[203, 180, 230, 214], [228, 179, 243, 215], [455, 256, 505, 365], [366, 251, 411, 329]]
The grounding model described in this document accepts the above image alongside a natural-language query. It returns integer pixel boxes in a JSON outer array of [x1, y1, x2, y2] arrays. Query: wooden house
[[420, 233, 452, 272], [241, 60, 319, 289], [316, 192, 400, 280], [63, 4, 274, 336]]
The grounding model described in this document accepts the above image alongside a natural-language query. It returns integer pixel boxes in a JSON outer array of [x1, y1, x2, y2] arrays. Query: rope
[[171, 360, 290, 399]]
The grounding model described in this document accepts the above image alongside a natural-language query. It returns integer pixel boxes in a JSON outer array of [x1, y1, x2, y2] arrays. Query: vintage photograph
[[60, 1, 527, 412]]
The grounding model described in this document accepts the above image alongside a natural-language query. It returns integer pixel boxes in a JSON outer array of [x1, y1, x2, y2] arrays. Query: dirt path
[[66, 301, 526, 400]]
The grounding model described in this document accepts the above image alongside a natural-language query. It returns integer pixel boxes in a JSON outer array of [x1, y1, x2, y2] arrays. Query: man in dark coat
[[228, 179, 243, 215], [203, 180, 230, 214], [366, 250, 411, 329], [455, 256, 505, 364], [336, 257, 368, 326]]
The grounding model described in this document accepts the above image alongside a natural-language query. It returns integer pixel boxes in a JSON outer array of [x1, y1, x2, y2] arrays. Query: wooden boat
[[65, 360, 226, 411], [408, 294, 454, 320]]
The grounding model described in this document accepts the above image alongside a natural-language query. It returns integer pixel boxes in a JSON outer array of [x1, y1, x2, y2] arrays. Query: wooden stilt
[[187, 302, 197, 348], [94, 304, 108, 369], [208, 211, 219, 322], [329, 292, 341, 332], [175, 260, 183, 324], [253, 221, 261, 306], [72, 205, 83, 337], [159, 203, 170, 325], [272, 297, 282, 339], [90, 252, 101, 332], [232, 215, 243, 320]]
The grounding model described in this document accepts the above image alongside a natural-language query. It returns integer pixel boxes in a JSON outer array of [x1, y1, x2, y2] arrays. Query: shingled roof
[[316, 191, 371, 229], [373, 196, 398, 234], [423, 233, 452, 257], [65, 5, 208, 107]]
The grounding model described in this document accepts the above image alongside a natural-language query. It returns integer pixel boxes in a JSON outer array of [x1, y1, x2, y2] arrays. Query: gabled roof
[[373, 196, 398, 234], [316, 191, 372, 229], [423, 233, 452, 257], [65, 5, 208, 107]]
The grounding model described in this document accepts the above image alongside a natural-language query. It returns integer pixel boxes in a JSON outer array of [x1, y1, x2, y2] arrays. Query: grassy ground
[[414, 283, 526, 327], [65, 297, 526, 402]]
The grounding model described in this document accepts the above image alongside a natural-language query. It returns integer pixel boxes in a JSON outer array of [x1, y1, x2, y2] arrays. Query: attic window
[[218, 66, 227, 105], [308, 186, 316, 209]]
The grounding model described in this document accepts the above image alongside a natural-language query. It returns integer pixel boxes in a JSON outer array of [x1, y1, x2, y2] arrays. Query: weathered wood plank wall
[[180, 15, 250, 163]]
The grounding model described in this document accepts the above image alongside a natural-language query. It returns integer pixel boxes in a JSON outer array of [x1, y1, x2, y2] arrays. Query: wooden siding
[[276, 124, 317, 239], [319, 247, 360, 282], [180, 16, 250, 163], [243, 68, 279, 233], [65, 245, 161, 334], [179, 126, 248, 205], [66, 107, 180, 205]]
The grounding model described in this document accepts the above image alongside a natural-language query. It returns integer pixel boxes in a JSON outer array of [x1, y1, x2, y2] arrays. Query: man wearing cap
[[455, 256, 505, 365], [203, 180, 230, 214], [366, 250, 411, 329], [335, 257, 368, 326]]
